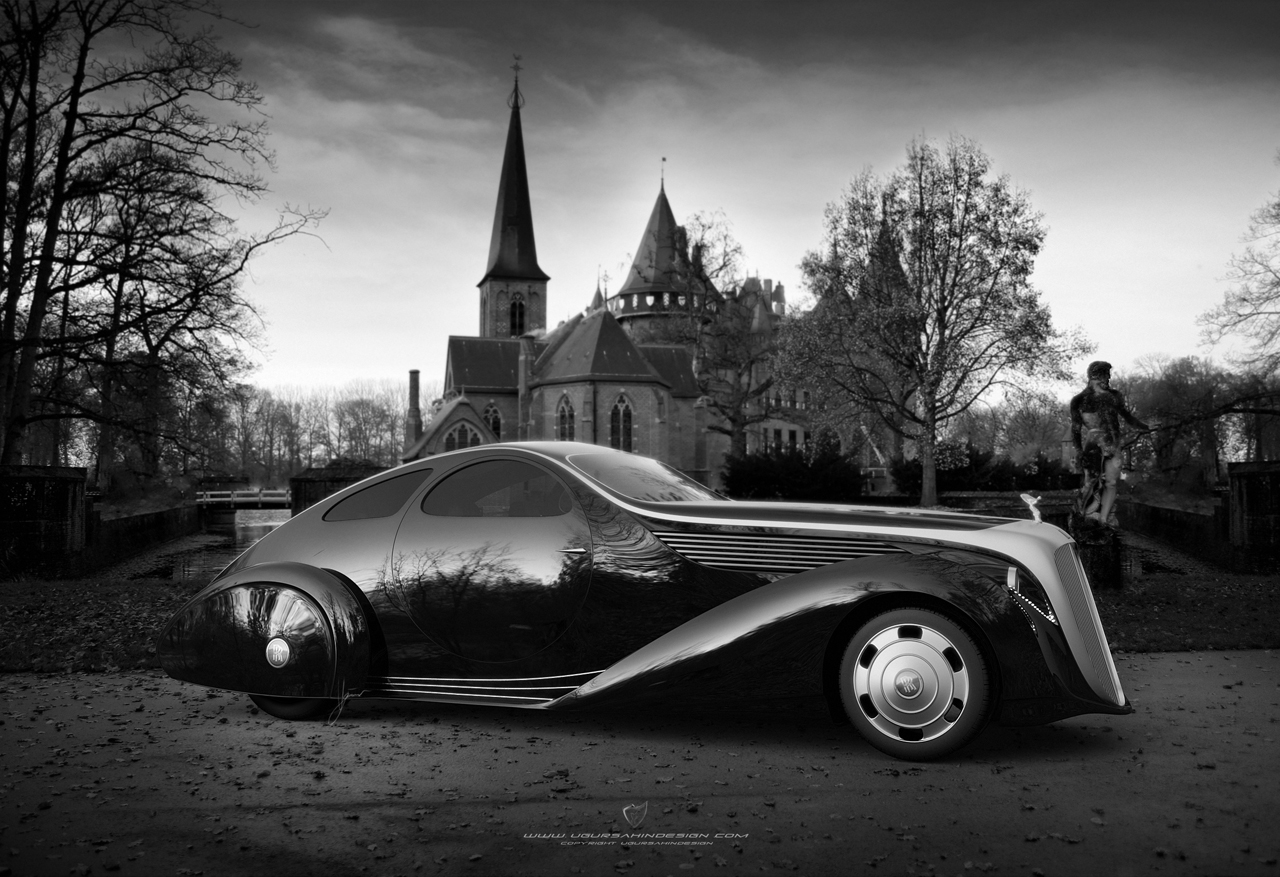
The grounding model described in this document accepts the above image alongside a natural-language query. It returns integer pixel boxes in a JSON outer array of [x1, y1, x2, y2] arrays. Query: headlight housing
[[1007, 565, 1057, 625]]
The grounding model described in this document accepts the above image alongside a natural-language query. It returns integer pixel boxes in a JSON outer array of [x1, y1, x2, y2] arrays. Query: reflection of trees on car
[[379, 543, 520, 657], [378, 542, 586, 662]]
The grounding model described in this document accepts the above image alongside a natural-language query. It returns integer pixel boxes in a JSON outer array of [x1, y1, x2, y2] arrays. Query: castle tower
[[606, 184, 711, 337], [477, 71, 549, 338]]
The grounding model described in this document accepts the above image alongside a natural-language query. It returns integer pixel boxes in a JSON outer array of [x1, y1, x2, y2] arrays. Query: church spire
[[479, 59, 548, 287]]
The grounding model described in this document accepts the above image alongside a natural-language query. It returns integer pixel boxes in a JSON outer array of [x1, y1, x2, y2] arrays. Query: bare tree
[[0, 0, 320, 466], [1201, 153, 1280, 377], [779, 136, 1091, 505]]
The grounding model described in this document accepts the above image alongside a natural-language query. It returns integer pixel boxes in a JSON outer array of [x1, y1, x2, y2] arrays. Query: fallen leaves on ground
[[0, 575, 203, 672]]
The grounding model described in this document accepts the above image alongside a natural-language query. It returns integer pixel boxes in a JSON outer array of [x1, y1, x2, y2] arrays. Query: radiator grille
[[652, 530, 906, 574], [1053, 543, 1123, 705]]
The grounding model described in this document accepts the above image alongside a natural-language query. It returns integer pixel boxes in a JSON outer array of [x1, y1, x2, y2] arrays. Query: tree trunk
[[919, 429, 938, 507], [918, 386, 939, 506], [0, 20, 91, 465]]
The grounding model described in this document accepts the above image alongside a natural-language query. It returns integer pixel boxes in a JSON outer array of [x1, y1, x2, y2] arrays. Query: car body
[[157, 441, 1131, 759]]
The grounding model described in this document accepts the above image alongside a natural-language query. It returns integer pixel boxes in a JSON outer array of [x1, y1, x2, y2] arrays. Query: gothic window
[[482, 404, 501, 440], [557, 397, 575, 441], [610, 396, 633, 452], [510, 293, 525, 337], [444, 423, 482, 452]]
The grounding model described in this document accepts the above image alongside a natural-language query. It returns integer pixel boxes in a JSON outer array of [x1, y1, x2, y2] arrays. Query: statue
[[1069, 360, 1148, 529]]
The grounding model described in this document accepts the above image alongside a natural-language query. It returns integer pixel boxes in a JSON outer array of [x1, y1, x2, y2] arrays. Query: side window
[[324, 469, 433, 522], [421, 460, 572, 518]]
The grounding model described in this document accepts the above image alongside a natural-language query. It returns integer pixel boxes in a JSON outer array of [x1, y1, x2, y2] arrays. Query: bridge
[[195, 489, 291, 510]]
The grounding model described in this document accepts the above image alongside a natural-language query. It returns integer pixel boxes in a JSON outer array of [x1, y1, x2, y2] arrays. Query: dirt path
[[2, 650, 1276, 876]]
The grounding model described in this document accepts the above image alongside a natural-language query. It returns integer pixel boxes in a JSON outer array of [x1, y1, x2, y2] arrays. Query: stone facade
[[402, 81, 799, 487]]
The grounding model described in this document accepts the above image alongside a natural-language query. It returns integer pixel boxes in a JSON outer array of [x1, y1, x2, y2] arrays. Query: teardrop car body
[[158, 441, 1131, 759]]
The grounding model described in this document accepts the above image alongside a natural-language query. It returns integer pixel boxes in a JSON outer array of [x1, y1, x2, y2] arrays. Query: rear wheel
[[248, 694, 337, 720], [838, 608, 991, 760]]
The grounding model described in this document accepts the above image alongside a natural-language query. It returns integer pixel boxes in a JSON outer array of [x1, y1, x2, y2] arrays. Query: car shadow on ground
[[291, 692, 1122, 763]]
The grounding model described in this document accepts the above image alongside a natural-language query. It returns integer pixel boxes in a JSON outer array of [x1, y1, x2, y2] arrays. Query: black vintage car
[[158, 442, 1131, 760]]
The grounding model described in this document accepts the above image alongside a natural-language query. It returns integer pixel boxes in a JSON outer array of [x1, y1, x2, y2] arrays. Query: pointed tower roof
[[479, 76, 549, 286], [617, 185, 683, 297]]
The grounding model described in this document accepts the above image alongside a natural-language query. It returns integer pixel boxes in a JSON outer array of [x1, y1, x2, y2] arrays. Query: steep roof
[[400, 395, 496, 463], [638, 344, 700, 397], [533, 308, 667, 387], [616, 185, 683, 297], [479, 83, 549, 285], [444, 337, 523, 393]]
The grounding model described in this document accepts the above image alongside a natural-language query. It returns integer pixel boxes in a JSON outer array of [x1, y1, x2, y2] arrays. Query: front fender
[[555, 551, 1031, 710], [157, 562, 371, 699]]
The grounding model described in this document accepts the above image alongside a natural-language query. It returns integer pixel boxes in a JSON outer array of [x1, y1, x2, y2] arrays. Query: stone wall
[[77, 506, 203, 575], [1117, 499, 1243, 570], [0, 466, 87, 577], [1, 466, 203, 577]]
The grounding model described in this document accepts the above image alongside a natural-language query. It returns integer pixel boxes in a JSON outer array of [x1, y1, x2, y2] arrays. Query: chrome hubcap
[[853, 624, 969, 743]]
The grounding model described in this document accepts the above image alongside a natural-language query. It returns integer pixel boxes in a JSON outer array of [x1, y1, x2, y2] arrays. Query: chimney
[[405, 369, 423, 448]]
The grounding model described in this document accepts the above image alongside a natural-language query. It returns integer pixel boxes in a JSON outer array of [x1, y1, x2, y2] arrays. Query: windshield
[[567, 453, 723, 502]]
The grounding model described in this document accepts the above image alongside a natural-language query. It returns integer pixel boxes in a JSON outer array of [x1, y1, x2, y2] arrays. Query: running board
[[361, 672, 602, 707]]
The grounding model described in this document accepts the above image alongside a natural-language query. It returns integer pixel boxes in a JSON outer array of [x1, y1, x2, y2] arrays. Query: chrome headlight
[[1007, 565, 1057, 625]]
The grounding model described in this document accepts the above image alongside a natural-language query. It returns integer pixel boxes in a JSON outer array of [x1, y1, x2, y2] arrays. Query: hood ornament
[[1019, 493, 1042, 524]]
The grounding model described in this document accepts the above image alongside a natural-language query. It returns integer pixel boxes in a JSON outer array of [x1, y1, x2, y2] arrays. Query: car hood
[[622, 499, 1018, 532]]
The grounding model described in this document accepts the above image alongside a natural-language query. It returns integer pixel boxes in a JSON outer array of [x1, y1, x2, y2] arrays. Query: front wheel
[[248, 694, 337, 720], [838, 608, 991, 760]]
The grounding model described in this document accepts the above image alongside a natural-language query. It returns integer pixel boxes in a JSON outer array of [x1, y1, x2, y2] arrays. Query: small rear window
[[324, 469, 433, 521], [567, 453, 721, 502]]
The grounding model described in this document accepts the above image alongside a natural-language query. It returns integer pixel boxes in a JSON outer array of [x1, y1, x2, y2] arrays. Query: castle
[[401, 77, 800, 487]]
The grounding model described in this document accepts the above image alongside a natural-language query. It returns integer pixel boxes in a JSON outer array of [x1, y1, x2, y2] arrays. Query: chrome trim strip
[[379, 672, 601, 684], [359, 672, 599, 706], [365, 688, 554, 705], [374, 682, 580, 694]]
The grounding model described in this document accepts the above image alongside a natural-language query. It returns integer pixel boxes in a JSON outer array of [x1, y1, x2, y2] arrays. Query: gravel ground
[[1, 651, 1277, 877], [1094, 532, 1278, 653], [1, 526, 1277, 876]]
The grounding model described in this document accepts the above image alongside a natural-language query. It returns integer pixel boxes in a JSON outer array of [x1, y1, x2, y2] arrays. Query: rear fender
[[157, 562, 371, 698]]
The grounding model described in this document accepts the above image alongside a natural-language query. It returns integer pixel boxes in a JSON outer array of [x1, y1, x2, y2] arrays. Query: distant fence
[[195, 488, 290, 508]]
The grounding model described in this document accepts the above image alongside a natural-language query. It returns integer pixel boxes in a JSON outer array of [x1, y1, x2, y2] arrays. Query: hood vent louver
[[652, 530, 906, 574]]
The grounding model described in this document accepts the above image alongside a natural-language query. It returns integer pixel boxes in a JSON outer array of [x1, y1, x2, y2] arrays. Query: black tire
[[838, 608, 991, 761], [248, 694, 337, 720]]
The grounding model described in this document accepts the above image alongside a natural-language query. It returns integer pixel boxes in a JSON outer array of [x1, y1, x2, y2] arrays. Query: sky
[[208, 1, 1280, 397]]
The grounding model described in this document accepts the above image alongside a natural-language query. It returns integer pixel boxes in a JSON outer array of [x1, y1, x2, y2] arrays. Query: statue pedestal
[[1070, 514, 1124, 589]]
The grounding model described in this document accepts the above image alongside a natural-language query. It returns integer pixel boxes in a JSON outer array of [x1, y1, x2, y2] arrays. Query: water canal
[[124, 509, 290, 583]]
